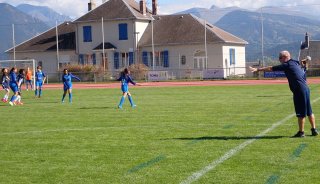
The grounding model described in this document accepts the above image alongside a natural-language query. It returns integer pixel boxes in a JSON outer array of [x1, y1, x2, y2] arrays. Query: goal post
[[0, 59, 36, 90]]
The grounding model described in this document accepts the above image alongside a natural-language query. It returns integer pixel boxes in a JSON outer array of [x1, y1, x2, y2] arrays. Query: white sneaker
[[9, 101, 13, 106]]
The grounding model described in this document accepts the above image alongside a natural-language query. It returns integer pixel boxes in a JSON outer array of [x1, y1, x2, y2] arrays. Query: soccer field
[[1, 83, 320, 184]]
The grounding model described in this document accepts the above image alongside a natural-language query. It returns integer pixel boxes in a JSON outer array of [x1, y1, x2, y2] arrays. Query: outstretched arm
[[249, 66, 273, 72], [71, 74, 81, 81]]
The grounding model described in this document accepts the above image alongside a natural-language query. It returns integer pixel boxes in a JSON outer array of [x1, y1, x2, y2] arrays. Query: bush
[[118, 64, 149, 80]]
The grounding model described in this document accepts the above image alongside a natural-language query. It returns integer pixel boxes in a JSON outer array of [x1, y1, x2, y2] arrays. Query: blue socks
[[118, 96, 135, 108], [69, 93, 72, 103], [35, 89, 42, 97], [10, 95, 17, 102], [62, 93, 72, 103], [128, 95, 135, 107], [118, 96, 125, 108], [62, 94, 66, 102]]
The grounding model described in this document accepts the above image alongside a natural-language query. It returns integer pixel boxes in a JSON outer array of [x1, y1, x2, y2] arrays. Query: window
[[142, 52, 148, 66], [92, 54, 96, 65], [79, 54, 84, 65], [162, 51, 169, 68], [230, 48, 236, 65], [114, 52, 119, 69], [121, 53, 129, 67], [129, 52, 134, 65], [119, 23, 128, 40], [83, 26, 92, 42], [180, 55, 186, 65]]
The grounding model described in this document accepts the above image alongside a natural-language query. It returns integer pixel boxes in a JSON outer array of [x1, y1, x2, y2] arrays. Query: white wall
[[8, 51, 77, 74], [222, 45, 246, 77]]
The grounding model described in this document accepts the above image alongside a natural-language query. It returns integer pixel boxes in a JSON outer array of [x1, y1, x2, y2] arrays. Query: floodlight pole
[[204, 20, 208, 70], [102, 17, 106, 71], [56, 20, 60, 71], [260, 8, 264, 67], [151, 16, 155, 70], [12, 24, 16, 65]]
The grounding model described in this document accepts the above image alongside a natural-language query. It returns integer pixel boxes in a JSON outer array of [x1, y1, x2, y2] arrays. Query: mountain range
[[0, 3, 72, 59], [1, 2, 320, 62], [17, 4, 71, 27], [177, 5, 320, 62]]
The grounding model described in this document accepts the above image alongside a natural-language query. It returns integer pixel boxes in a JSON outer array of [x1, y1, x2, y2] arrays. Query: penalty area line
[[180, 97, 320, 184]]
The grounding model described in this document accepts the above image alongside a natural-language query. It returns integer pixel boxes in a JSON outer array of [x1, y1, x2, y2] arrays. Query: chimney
[[152, 0, 158, 15], [88, 0, 96, 11], [305, 32, 309, 49], [140, 0, 146, 15]]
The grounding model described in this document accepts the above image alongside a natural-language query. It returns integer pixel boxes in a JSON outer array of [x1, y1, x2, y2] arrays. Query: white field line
[[180, 97, 320, 184], [0, 127, 107, 136]]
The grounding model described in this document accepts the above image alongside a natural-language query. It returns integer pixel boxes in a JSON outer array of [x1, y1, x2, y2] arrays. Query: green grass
[[1, 84, 320, 184]]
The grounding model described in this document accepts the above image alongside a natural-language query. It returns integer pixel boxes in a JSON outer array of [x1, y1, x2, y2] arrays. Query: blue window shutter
[[142, 51, 148, 66], [119, 23, 128, 40], [229, 48, 235, 65], [92, 54, 96, 65], [114, 52, 119, 69], [163, 50, 169, 68], [83, 26, 92, 42], [129, 52, 134, 65], [79, 54, 84, 65]]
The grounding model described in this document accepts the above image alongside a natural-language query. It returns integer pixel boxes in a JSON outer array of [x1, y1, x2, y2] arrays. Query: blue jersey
[[9, 71, 17, 85], [2, 75, 9, 88], [118, 74, 136, 92], [35, 71, 46, 82], [17, 74, 24, 86], [272, 59, 308, 92], [62, 73, 80, 89], [118, 74, 136, 86]]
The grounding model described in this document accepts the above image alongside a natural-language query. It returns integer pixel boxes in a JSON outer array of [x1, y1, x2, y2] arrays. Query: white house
[[6, 0, 248, 79], [6, 22, 76, 75]]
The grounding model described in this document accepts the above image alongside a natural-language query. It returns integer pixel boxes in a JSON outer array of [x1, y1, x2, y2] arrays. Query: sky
[[1, 0, 320, 18]]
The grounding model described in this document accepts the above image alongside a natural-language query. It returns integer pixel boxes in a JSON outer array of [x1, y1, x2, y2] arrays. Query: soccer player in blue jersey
[[61, 69, 80, 103], [8, 67, 19, 106], [1, 68, 10, 103], [17, 69, 25, 92], [250, 50, 318, 137], [35, 66, 46, 98], [117, 68, 139, 109]]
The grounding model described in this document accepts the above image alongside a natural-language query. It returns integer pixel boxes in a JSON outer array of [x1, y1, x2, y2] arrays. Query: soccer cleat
[[311, 128, 319, 136], [292, 131, 305, 138], [8, 101, 14, 106], [118, 105, 122, 109], [1, 98, 6, 103], [131, 104, 137, 108]]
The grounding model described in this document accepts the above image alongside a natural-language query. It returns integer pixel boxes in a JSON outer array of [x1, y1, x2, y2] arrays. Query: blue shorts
[[36, 81, 43, 87], [2, 84, 9, 90], [64, 84, 72, 91], [10, 83, 19, 93], [293, 88, 312, 118], [121, 85, 129, 93]]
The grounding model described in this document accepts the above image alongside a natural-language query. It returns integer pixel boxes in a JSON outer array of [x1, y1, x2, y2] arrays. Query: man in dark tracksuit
[[250, 50, 318, 137]]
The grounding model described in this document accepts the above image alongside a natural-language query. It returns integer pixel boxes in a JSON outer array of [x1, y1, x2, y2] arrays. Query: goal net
[[0, 59, 36, 90]]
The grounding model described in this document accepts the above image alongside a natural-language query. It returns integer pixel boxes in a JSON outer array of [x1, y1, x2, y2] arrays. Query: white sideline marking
[[0, 125, 160, 136], [180, 97, 320, 184], [0, 127, 107, 135]]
